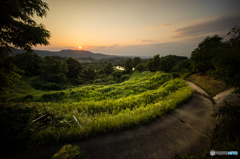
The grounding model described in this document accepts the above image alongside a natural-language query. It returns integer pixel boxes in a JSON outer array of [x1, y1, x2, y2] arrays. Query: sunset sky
[[33, 0, 240, 57]]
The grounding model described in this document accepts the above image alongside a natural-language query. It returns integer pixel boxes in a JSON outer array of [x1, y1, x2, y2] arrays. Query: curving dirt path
[[8, 81, 237, 159]]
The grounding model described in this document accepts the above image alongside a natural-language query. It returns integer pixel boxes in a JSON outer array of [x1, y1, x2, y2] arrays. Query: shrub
[[41, 92, 66, 101], [172, 72, 179, 79], [20, 94, 34, 102], [51, 144, 91, 159], [120, 74, 130, 82], [0, 103, 35, 152], [98, 74, 107, 79], [135, 63, 146, 72], [107, 81, 116, 84], [69, 77, 84, 85], [94, 79, 102, 83], [181, 72, 192, 79], [32, 78, 63, 90], [42, 83, 63, 90], [112, 70, 123, 78]]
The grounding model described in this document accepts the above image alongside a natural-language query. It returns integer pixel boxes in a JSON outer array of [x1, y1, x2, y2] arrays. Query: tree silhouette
[[190, 35, 223, 73], [124, 58, 133, 73], [145, 58, 154, 72], [65, 58, 83, 79], [40, 56, 68, 83], [132, 57, 142, 68], [160, 55, 176, 72], [103, 62, 114, 75], [0, 0, 50, 90]]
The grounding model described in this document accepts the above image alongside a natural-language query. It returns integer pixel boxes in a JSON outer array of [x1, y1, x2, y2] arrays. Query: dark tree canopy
[[124, 58, 133, 73], [132, 57, 142, 68], [40, 56, 68, 83], [85, 64, 96, 80], [135, 63, 146, 72], [0, 0, 50, 90], [0, 47, 22, 89], [0, 0, 51, 51], [103, 62, 114, 75], [227, 25, 240, 48], [160, 55, 176, 72], [190, 35, 223, 73], [209, 25, 240, 93], [152, 54, 160, 71], [14, 51, 43, 76], [65, 58, 83, 79], [145, 58, 154, 72]]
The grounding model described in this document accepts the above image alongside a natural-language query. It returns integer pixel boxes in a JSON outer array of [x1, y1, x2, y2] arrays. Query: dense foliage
[[14, 51, 43, 76], [175, 25, 240, 159], [160, 55, 176, 72], [40, 56, 68, 83], [124, 58, 133, 73], [51, 144, 91, 159], [132, 57, 142, 68], [209, 25, 240, 93], [0, 0, 50, 90], [190, 35, 223, 73], [1, 72, 192, 149], [135, 63, 146, 72]]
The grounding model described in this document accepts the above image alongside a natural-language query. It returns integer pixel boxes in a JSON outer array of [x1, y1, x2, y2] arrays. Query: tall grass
[[2, 71, 193, 148]]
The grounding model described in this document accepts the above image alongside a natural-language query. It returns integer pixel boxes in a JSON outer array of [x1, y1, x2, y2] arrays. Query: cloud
[[149, 24, 172, 29], [136, 39, 154, 43], [141, 39, 153, 42], [87, 46, 106, 49], [108, 44, 118, 48], [87, 45, 118, 49], [173, 16, 240, 38]]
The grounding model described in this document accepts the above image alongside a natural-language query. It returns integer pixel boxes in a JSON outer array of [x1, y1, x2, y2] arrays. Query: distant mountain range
[[11, 49, 115, 59], [10, 49, 188, 60]]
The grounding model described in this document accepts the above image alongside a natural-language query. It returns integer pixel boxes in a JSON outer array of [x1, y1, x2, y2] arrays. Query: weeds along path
[[8, 81, 221, 159]]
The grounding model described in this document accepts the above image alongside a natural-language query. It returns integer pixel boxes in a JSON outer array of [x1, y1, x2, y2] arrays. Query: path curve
[[9, 81, 230, 159]]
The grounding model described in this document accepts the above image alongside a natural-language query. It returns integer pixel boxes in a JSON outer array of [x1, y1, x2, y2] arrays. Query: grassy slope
[[1, 71, 193, 148], [186, 74, 231, 97]]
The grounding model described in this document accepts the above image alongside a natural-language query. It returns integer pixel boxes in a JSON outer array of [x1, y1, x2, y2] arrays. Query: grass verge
[[186, 74, 231, 97]]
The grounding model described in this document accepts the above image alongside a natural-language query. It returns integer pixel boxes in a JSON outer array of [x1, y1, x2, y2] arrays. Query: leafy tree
[[50, 56, 68, 61], [227, 25, 240, 48], [145, 58, 154, 72], [14, 51, 43, 76], [135, 63, 146, 72], [96, 64, 101, 71], [209, 25, 240, 93], [190, 35, 223, 73], [101, 61, 108, 68], [40, 56, 68, 83], [0, 0, 50, 89], [112, 70, 123, 78], [65, 58, 83, 79], [85, 64, 96, 80], [0, 48, 23, 90], [103, 62, 114, 75], [173, 59, 191, 72], [132, 57, 142, 68], [124, 58, 133, 73], [152, 54, 160, 71], [160, 55, 176, 72]]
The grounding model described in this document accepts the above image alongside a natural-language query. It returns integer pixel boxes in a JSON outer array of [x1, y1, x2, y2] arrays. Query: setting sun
[[79, 46, 81, 49]]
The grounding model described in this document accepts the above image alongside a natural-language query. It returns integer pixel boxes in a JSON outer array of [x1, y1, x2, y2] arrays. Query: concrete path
[[213, 88, 239, 113], [8, 81, 237, 159]]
